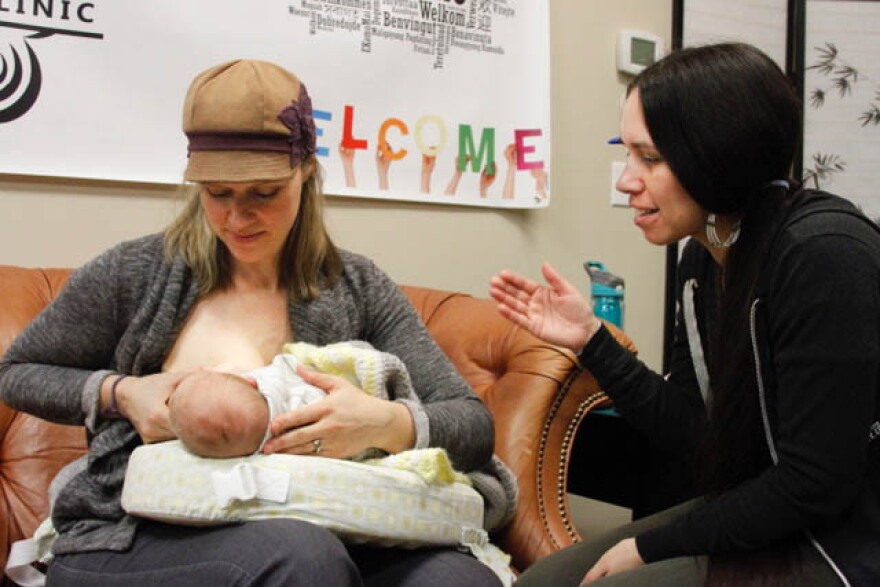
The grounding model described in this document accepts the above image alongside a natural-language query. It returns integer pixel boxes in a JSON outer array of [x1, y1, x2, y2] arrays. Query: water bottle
[[584, 261, 625, 329]]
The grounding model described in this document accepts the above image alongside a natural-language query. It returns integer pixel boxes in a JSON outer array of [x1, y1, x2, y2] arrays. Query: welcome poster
[[0, 1, 551, 208]]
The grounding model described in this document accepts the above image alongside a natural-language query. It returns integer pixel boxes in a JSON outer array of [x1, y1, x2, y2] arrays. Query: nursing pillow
[[121, 441, 514, 584]]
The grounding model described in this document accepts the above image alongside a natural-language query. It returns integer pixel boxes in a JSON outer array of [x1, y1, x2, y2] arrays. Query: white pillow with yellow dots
[[121, 440, 513, 585]]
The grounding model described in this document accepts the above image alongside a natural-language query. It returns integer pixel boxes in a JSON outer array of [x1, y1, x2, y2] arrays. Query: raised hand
[[376, 141, 394, 191], [421, 150, 437, 194], [489, 263, 601, 352], [479, 161, 496, 197], [444, 154, 471, 196], [502, 143, 517, 200], [531, 167, 549, 200], [339, 142, 357, 188]]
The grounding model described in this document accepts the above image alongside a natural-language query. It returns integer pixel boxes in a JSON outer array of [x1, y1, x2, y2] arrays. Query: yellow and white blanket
[[251, 341, 518, 533]]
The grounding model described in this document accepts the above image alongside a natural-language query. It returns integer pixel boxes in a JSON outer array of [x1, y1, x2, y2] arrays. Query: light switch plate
[[610, 161, 628, 207]]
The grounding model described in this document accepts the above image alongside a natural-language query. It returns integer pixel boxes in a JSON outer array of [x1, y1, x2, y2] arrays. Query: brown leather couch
[[0, 264, 635, 583]]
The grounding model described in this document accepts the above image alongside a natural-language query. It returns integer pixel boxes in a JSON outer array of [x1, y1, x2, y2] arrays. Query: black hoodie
[[579, 190, 880, 585]]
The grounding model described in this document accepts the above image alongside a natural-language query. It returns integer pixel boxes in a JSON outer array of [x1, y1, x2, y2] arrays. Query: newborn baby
[[168, 353, 325, 458]]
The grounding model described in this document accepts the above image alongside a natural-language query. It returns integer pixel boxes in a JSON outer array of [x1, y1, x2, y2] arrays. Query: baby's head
[[168, 369, 269, 458]]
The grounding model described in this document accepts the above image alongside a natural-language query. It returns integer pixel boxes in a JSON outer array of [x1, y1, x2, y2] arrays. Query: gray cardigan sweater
[[0, 234, 516, 554]]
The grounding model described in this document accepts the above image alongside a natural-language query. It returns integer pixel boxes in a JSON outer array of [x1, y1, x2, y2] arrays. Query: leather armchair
[[0, 265, 635, 582]]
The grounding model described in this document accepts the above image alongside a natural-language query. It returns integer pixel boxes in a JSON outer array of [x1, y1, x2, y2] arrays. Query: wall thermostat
[[616, 29, 664, 76]]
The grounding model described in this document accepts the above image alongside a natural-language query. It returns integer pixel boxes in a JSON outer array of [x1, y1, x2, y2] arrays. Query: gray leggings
[[515, 499, 841, 587], [46, 519, 501, 587]]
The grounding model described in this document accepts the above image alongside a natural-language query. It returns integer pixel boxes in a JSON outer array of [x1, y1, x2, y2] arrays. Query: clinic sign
[[0, 1, 550, 209]]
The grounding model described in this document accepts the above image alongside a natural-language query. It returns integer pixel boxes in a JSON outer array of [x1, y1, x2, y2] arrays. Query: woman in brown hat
[[0, 59, 511, 586]]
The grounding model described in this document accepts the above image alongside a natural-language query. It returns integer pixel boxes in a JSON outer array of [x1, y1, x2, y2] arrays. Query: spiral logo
[[0, 12, 103, 124], [0, 39, 42, 123]]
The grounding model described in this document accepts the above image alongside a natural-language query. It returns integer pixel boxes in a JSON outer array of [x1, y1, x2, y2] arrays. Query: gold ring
[[312, 438, 322, 454]]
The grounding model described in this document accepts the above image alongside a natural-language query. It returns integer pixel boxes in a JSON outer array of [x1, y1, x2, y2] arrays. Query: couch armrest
[[401, 286, 636, 571], [0, 266, 85, 584], [0, 408, 86, 584]]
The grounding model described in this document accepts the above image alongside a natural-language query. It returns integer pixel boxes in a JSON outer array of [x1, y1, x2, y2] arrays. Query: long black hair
[[629, 42, 802, 494]]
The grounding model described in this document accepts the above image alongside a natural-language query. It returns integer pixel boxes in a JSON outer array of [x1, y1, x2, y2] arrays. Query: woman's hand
[[376, 142, 394, 191], [531, 168, 549, 200], [479, 161, 497, 197], [115, 371, 191, 443], [420, 150, 437, 194], [581, 538, 644, 585], [444, 155, 470, 195], [339, 142, 357, 188], [262, 365, 415, 458], [489, 263, 601, 352]]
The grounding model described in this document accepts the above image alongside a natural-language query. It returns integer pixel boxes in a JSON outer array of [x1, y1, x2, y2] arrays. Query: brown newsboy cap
[[182, 59, 316, 182]]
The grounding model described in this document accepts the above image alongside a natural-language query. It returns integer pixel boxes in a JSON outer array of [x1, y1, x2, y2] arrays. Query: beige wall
[[0, 1, 672, 371]]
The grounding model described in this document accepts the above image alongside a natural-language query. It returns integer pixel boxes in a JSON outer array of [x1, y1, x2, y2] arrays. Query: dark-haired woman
[[491, 42, 879, 586]]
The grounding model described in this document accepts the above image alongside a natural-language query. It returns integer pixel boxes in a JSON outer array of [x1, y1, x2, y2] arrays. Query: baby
[[168, 353, 325, 458]]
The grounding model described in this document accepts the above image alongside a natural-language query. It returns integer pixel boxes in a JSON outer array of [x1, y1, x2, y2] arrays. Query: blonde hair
[[164, 158, 343, 300]]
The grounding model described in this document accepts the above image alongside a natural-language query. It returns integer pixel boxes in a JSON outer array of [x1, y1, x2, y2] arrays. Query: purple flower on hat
[[278, 84, 317, 168]]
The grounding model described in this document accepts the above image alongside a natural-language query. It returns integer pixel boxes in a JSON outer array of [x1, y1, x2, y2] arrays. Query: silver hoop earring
[[706, 213, 741, 249]]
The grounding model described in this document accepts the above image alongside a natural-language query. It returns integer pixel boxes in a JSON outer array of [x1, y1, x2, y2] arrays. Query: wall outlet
[[610, 161, 629, 207]]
